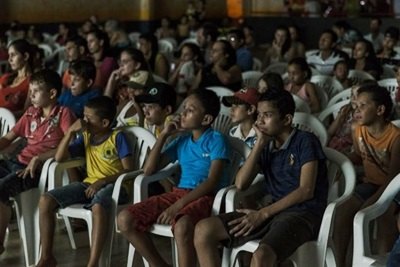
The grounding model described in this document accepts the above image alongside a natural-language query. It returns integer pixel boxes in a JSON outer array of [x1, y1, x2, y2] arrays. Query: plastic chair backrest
[[265, 62, 288, 75], [377, 78, 398, 101], [348, 70, 375, 85], [153, 74, 168, 83], [381, 65, 396, 79], [292, 94, 311, 113], [311, 74, 344, 98], [318, 100, 350, 127], [212, 112, 232, 135], [241, 70, 263, 88], [292, 112, 328, 146], [327, 88, 351, 107], [0, 107, 16, 137], [252, 57, 262, 71]]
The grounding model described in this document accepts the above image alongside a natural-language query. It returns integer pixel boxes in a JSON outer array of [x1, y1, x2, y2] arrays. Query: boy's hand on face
[[161, 115, 183, 136], [85, 180, 105, 199], [110, 68, 123, 81], [253, 122, 270, 147], [16, 156, 41, 179], [227, 209, 266, 237], [68, 119, 87, 135]]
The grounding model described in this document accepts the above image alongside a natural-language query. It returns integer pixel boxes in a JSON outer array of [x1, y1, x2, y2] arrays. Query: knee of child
[[253, 243, 277, 265], [194, 219, 213, 247], [174, 216, 194, 241], [39, 194, 56, 212], [117, 209, 134, 233]]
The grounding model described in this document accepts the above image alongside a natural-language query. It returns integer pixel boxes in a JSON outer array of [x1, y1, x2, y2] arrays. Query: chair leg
[[62, 216, 77, 249], [99, 211, 115, 267], [14, 188, 41, 267], [127, 244, 135, 267], [170, 237, 179, 267]]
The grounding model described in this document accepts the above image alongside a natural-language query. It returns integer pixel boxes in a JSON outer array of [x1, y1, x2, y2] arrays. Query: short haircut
[[385, 26, 400, 41], [191, 89, 220, 123], [30, 69, 62, 97], [85, 96, 116, 122], [87, 28, 110, 52], [258, 73, 284, 91], [288, 57, 312, 80], [357, 84, 393, 120], [65, 35, 88, 53], [201, 22, 219, 42], [69, 60, 96, 82], [334, 60, 349, 70], [259, 88, 295, 118], [321, 29, 338, 44]]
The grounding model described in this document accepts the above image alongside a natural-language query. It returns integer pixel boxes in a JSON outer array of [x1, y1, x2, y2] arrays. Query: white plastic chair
[[348, 70, 375, 85], [241, 71, 263, 88], [318, 100, 350, 127], [212, 111, 233, 135], [206, 86, 234, 115], [264, 62, 288, 75], [311, 75, 344, 99], [377, 78, 398, 102], [391, 119, 400, 128], [222, 147, 356, 267], [327, 88, 351, 107], [0, 107, 16, 137], [128, 32, 141, 48], [126, 137, 251, 267], [46, 126, 156, 267], [381, 65, 396, 79], [11, 159, 54, 267], [38, 44, 54, 62], [292, 112, 328, 146], [252, 57, 262, 71], [305, 49, 319, 58], [158, 39, 175, 62], [153, 74, 168, 83], [292, 94, 311, 114], [353, 173, 400, 267]]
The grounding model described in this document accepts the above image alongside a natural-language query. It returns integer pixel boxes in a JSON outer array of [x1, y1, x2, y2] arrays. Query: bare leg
[[0, 201, 11, 255], [36, 195, 58, 267], [117, 209, 170, 267], [250, 243, 277, 267], [194, 216, 230, 267], [333, 196, 362, 267], [375, 203, 398, 254], [174, 215, 196, 267], [87, 204, 107, 267]]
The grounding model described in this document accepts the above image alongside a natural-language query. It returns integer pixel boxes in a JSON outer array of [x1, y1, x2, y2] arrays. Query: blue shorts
[[388, 235, 400, 267], [0, 158, 40, 203], [46, 182, 128, 211], [354, 182, 379, 202]]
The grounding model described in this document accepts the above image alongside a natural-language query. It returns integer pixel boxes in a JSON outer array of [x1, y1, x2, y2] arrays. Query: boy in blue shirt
[[117, 89, 230, 267], [58, 60, 101, 118], [194, 89, 328, 267], [36, 96, 134, 267]]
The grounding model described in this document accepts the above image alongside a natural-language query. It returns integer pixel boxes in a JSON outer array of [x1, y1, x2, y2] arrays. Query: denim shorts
[[46, 182, 128, 211], [388, 235, 400, 267], [354, 182, 379, 202], [0, 158, 40, 203]]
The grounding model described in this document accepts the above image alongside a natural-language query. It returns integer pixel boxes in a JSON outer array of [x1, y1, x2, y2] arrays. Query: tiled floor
[[1, 220, 172, 267]]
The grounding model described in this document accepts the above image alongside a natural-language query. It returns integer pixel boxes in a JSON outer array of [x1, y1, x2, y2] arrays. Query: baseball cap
[[222, 87, 260, 107], [122, 70, 150, 89], [136, 82, 177, 109]]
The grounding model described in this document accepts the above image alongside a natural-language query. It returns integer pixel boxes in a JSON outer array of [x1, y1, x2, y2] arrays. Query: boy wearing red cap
[[222, 87, 260, 148]]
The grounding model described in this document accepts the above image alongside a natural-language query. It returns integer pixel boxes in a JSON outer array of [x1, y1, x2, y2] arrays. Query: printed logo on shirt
[[202, 153, 210, 158], [288, 153, 295, 166], [30, 121, 37, 132]]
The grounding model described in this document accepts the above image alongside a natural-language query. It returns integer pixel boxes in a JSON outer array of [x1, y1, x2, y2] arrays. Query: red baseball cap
[[222, 87, 260, 107]]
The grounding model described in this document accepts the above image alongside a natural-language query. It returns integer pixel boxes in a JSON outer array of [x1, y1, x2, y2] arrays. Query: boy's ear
[[165, 105, 173, 115], [86, 79, 94, 88], [102, 118, 111, 128], [134, 62, 141, 70], [247, 105, 257, 115], [201, 114, 213, 126], [377, 104, 386, 116], [283, 114, 293, 126], [49, 88, 58, 100]]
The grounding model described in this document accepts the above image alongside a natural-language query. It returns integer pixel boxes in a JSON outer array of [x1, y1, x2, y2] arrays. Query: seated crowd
[[1, 14, 400, 267]]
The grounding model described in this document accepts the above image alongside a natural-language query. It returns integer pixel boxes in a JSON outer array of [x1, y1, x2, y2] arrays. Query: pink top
[[12, 105, 76, 165], [94, 57, 118, 90], [285, 82, 310, 103], [0, 73, 30, 111]]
